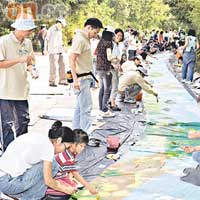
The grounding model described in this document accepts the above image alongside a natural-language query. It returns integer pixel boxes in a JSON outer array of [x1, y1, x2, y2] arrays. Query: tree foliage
[[1, 0, 200, 42]]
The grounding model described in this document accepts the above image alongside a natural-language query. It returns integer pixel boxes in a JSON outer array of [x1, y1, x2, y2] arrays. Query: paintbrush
[[101, 172, 135, 177]]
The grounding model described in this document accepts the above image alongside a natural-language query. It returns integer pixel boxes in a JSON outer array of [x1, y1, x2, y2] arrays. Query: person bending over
[[45, 129, 98, 200], [0, 121, 77, 200]]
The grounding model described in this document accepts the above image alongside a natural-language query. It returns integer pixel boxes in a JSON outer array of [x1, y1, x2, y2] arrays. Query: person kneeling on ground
[[181, 130, 200, 186], [0, 121, 77, 200], [117, 66, 158, 103], [45, 127, 98, 200]]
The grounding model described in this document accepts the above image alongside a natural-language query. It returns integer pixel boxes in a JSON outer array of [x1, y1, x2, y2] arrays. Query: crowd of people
[[0, 11, 200, 200]]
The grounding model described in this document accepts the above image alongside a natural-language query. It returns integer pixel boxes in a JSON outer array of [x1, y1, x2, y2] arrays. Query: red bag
[[107, 136, 120, 153]]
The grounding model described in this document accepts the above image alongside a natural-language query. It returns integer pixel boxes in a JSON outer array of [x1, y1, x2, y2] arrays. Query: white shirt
[[0, 133, 54, 178], [90, 38, 99, 56], [46, 24, 64, 54], [121, 60, 138, 73], [128, 35, 138, 51]]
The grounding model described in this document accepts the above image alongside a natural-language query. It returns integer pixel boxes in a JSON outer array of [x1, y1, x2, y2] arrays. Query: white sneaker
[[181, 79, 186, 83], [100, 110, 115, 118], [0, 193, 14, 200], [186, 80, 192, 85], [124, 98, 136, 104]]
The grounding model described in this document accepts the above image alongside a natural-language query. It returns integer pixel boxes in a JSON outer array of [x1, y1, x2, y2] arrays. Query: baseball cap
[[57, 17, 66, 27], [104, 26, 115, 33], [137, 66, 148, 76]]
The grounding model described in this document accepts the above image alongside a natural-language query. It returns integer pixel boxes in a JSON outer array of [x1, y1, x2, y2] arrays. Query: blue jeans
[[97, 71, 112, 112], [72, 78, 93, 132], [0, 160, 59, 200], [117, 84, 141, 101], [0, 100, 30, 151], [182, 51, 196, 81], [192, 152, 200, 164], [91, 57, 97, 88], [128, 84, 142, 99]]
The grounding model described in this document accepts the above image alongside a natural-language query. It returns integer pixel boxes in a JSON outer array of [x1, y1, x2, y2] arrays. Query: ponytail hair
[[48, 120, 74, 142]]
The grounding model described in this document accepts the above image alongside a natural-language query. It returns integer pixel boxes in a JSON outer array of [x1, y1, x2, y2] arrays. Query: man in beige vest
[[0, 13, 37, 152]]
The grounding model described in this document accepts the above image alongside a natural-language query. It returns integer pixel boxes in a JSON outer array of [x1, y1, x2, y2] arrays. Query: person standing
[[70, 18, 103, 133], [0, 13, 37, 152], [110, 28, 124, 111], [96, 26, 115, 118], [37, 24, 47, 55], [182, 29, 199, 84], [45, 17, 67, 87]]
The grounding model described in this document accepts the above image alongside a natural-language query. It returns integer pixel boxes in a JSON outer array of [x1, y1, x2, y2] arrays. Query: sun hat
[[11, 13, 37, 30], [57, 17, 66, 27], [137, 66, 148, 76]]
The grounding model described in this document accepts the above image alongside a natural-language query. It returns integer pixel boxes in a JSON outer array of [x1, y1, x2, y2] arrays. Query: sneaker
[[110, 106, 121, 111], [186, 80, 192, 85], [181, 79, 186, 83], [58, 81, 69, 86], [100, 110, 115, 118], [124, 98, 136, 104], [49, 83, 57, 87], [0, 193, 17, 200]]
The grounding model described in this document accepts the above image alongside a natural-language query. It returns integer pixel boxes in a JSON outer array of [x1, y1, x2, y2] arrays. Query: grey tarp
[[76, 102, 146, 181]]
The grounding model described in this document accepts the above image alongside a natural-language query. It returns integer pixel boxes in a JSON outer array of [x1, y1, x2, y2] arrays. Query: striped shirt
[[55, 149, 77, 173]]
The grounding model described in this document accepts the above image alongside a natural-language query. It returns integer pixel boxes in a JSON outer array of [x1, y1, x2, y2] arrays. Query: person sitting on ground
[[174, 40, 184, 67], [0, 121, 77, 200], [45, 128, 98, 200], [118, 66, 158, 103], [181, 130, 200, 186]]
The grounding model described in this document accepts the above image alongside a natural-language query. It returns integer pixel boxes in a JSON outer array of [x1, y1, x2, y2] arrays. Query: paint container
[[107, 136, 120, 153]]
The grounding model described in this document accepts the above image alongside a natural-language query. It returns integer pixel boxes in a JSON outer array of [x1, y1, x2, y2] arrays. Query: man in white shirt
[[0, 13, 37, 152], [45, 17, 67, 87]]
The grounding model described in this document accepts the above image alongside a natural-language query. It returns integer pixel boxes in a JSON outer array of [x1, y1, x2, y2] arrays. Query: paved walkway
[[5, 51, 200, 200], [72, 52, 200, 200]]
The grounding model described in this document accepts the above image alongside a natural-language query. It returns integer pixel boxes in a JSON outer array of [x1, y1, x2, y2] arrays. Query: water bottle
[[31, 56, 39, 79]]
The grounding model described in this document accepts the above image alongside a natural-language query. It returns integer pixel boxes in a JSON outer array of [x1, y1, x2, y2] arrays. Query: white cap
[[57, 17, 66, 27], [11, 13, 37, 31], [104, 26, 115, 33]]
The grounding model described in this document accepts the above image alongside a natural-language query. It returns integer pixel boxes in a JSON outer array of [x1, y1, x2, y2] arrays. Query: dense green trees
[[1, 0, 199, 41]]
